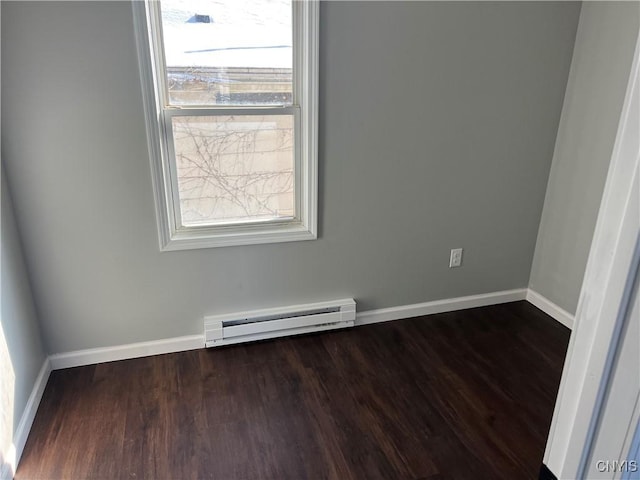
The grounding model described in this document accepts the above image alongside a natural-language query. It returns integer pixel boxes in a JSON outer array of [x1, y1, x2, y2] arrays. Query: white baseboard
[[1, 358, 52, 480], [355, 288, 528, 326], [526, 289, 575, 330], [48, 290, 530, 371], [49, 334, 204, 370]]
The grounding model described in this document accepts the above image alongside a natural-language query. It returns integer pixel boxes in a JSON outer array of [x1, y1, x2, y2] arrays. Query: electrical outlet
[[449, 248, 463, 268]]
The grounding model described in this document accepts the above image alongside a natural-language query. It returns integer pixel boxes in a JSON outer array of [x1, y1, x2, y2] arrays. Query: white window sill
[[160, 223, 317, 251]]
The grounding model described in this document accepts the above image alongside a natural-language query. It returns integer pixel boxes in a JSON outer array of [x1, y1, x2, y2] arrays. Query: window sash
[[148, 0, 295, 110], [161, 107, 302, 232]]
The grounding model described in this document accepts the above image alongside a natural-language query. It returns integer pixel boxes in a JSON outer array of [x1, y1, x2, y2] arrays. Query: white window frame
[[132, 0, 318, 250]]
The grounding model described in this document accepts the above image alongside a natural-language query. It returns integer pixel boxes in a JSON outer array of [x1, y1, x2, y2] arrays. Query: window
[[133, 0, 318, 250]]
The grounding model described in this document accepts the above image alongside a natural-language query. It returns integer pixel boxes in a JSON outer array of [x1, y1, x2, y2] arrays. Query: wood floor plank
[[16, 301, 569, 479]]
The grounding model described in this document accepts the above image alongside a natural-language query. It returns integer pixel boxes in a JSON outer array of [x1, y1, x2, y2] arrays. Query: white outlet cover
[[449, 248, 463, 268]]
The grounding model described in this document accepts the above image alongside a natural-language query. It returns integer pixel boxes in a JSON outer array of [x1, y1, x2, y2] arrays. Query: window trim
[[132, 0, 318, 250]]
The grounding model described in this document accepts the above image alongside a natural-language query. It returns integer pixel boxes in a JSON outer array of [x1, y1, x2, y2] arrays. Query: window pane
[[160, 0, 292, 106], [171, 115, 295, 226]]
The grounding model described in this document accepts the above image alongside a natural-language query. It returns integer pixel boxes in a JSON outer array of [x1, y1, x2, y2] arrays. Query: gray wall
[[0, 172, 46, 470], [529, 2, 640, 315], [1, 1, 580, 354]]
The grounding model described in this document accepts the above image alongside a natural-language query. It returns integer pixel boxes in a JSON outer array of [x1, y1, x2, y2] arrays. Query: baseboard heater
[[204, 298, 356, 347]]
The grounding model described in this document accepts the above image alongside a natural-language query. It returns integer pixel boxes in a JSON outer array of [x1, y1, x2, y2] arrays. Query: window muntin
[[134, 0, 317, 249]]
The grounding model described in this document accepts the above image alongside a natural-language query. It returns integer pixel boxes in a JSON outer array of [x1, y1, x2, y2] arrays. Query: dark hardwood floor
[[17, 301, 569, 480]]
